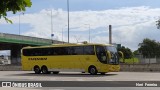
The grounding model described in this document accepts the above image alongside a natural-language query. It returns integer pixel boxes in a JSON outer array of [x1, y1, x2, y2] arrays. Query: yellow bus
[[21, 43, 121, 75]]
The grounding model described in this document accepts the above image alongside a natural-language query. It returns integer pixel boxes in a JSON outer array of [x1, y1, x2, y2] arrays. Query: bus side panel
[[48, 56, 75, 70], [22, 55, 110, 73], [79, 55, 109, 73], [22, 56, 50, 71], [109, 65, 120, 72], [22, 56, 33, 71]]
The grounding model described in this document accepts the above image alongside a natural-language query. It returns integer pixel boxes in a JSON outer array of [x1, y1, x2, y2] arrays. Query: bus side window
[[68, 46, 83, 55], [53, 47, 63, 55], [74, 46, 83, 55], [68, 47, 74, 55], [84, 46, 95, 55]]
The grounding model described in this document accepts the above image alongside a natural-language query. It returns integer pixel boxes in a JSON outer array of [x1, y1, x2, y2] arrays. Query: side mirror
[[106, 51, 111, 60], [118, 51, 124, 59]]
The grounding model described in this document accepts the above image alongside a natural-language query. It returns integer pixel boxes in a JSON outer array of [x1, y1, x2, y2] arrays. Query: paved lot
[[0, 71, 160, 90], [0, 71, 160, 81]]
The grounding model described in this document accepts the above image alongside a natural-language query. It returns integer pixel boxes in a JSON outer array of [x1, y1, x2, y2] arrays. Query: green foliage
[[120, 58, 139, 64], [138, 38, 160, 58], [0, 0, 32, 23], [133, 50, 139, 55], [118, 46, 133, 59]]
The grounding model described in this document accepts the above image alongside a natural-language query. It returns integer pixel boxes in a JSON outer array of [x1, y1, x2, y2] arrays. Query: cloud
[[1, 6, 160, 50]]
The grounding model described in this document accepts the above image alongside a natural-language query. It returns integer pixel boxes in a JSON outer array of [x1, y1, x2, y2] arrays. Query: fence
[[135, 54, 160, 64], [120, 55, 160, 71]]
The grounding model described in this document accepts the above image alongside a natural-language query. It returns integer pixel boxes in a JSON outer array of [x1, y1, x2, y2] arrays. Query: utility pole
[[67, 0, 70, 43], [109, 25, 112, 44], [50, 10, 54, 44]]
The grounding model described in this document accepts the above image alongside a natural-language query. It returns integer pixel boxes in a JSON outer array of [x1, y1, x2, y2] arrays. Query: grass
[[120, 57, 139, 64]]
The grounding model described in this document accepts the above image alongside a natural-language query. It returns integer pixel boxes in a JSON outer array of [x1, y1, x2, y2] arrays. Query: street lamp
[[84, 24, 91, 43], [67, 0, 70, 43], [46, 9, 54, 44], [50, 10, 54, 44]]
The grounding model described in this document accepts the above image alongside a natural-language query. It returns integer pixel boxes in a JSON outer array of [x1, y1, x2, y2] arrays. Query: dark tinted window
[[23, 45, 95, 56], [23, 47, 68, 56], [23, 49, 32, 56], [53, 47, 68, 55], [74, 46, 83, 55], [68, 46, 83, 55], [84, 46, 95, 55]]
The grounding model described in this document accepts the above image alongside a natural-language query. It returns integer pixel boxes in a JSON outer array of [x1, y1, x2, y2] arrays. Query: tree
[[156, 19, 160, 29], [133, 50, 139, 56], [138, 38, 160, 58], [118, 46, 133, 59], [0, 0, 32, 23]]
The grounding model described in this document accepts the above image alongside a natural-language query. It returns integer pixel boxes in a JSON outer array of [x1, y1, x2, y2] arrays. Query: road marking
[[49, 89, 64, 90], [105, 80, 114, 81], [76, 79, 85, 81]]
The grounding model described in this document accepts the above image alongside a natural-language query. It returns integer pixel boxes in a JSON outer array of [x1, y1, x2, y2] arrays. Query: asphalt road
[[0, 71, 160, 81], [0, 71, 160, 90]]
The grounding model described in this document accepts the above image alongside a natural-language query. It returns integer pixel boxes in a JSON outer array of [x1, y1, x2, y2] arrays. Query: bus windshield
[[106, 46, 117, 53], [96, 46, 108, 64], [105, 46, 119, 65]]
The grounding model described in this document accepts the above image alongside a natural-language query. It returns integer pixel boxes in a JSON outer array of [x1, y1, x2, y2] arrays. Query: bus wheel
[[34, 66, 41, 74], [88, 66, 97, 75], [53, 71, 59, 74], [41, 66, 49, 74]]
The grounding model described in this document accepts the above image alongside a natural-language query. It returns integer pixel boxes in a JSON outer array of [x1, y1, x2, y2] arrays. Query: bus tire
[[34, 66, 41, 74], [41, 66, 49, 74], [53, 71, 59, 74], [88, 66, 97, 75]]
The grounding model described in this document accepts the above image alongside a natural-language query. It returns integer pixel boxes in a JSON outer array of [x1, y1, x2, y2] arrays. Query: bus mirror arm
[[118, 51, 124, 59], [106, 51, 111, 60]]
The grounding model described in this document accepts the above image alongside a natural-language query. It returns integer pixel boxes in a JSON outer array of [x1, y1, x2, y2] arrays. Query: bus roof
[[22, 43, 113, 49]]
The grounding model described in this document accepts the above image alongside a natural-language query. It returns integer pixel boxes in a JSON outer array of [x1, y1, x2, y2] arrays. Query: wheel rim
[[90, 67, 96, 74], [42, 67, 48, 74], [42, 69, 46, 73], [35, 68, 40, 73]]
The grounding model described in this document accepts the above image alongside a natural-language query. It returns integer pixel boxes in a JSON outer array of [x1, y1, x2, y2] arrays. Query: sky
[[1, 0, 160, 51]]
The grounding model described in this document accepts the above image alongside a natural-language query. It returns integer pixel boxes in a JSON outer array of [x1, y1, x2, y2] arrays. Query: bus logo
[[28, 58, 47, 60]]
